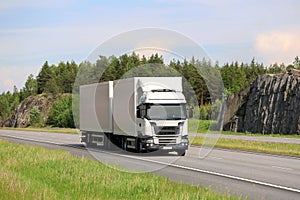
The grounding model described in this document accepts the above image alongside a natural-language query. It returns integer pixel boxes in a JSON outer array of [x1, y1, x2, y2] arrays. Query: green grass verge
[[192, 136, 300, 157], [188, 119, 212, 133], [0, 139, 240, 200], [188, 119, 300, 138], [0, 127, 78, 134]]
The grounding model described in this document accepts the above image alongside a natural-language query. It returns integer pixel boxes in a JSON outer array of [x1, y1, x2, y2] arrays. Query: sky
[[0, 0, 299, 93]]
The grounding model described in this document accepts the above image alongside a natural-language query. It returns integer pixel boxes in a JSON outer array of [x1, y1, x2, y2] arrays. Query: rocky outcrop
[[223, 69, 300, 134], [1, 94, 59, 128], [222, 86, 250, 132]]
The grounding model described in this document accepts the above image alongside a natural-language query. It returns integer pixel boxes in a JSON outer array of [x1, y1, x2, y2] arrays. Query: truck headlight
[[182, 138, 188, 143], [146, 139, 153, 144], [181, 136, 189, 146], [143, 138, 154, 147]]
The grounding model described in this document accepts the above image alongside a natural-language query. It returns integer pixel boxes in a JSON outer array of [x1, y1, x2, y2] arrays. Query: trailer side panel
[[80, 82, 113, 133], [113, 78, 137, 136]]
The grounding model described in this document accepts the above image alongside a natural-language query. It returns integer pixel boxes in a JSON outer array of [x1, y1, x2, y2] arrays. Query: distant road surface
[[0, 129, 300, 200]]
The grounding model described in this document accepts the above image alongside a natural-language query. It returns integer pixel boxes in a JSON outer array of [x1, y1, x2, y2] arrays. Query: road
[[0, 130, 299, 200]]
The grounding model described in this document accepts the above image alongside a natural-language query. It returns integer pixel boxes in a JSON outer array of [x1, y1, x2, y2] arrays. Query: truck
[[80, 77, 189, 156]]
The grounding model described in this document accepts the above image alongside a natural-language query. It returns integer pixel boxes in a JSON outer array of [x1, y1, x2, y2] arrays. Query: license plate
[[163, 146, 172, 150]]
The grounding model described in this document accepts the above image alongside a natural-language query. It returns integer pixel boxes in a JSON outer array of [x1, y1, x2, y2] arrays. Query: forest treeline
[[0, 53, 299, 127]]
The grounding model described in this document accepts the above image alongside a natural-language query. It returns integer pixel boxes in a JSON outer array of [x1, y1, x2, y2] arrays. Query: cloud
[[255, 31, 300, 65], [0, 66, 40, 93], [255, 32, 300, 53], [88, 28, 209, 64], [0, 26, 103, 66], [0, 26, 95, 93], [3, 79, 14, 89]]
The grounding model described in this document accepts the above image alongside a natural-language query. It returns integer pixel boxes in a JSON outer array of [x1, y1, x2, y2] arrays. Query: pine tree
[[293, 56, 300, 69], [37, 61, 54, 94], [24, 74, 38, 97]]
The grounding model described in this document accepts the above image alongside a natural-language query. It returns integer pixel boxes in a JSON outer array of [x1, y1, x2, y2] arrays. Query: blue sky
[[0, 0, 299, 92]]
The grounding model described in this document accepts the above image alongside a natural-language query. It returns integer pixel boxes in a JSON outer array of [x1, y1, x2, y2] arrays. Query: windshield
[[146, 104, 186, 120]]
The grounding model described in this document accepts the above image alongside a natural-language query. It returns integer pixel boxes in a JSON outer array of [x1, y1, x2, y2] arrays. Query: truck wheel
[[86, 133, 93, 148], [177, 150, 186, 156], [122, 137, 127, 151]]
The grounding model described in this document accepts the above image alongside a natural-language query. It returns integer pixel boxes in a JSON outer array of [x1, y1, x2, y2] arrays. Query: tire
[[136, 138, 143, 153], [177, 150, 186, 156], [86, 133, 93, 148], [122, 137, 127, 151]]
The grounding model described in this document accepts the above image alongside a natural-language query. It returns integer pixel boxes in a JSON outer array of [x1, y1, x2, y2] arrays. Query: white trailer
[[80, 77, 189, 155]]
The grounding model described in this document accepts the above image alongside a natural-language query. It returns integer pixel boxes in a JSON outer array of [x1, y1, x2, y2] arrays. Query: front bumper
[[139, 136, 189, 151], [146, 143, 188, 151]]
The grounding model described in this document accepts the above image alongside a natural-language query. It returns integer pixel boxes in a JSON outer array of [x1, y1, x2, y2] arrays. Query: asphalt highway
[[0, 130, 299, 200]]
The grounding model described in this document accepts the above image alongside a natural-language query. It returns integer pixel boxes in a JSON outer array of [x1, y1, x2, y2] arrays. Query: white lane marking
[[2, 134, 300, 194], [210, 156, 223, 160], [272, 166, 293, 171], [101, 150, 300, 194], [0, 134, 64, 145]]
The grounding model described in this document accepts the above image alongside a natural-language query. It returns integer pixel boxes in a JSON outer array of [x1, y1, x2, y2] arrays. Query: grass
[[188, 119, 300, 139], [0, 127, 78, 134], [188, 119, 215, 133], [191, 136, 300, 157], [218, 131, 300, 138], [0, 139, 240, 200]]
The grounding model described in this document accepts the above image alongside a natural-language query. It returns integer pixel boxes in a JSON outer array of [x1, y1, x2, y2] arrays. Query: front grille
[[158, 138, 177, 144], [154, 126, 178, 135]]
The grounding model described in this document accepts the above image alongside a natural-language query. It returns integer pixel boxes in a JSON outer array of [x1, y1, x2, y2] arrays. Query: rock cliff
[[1, 94, 58, 128], [223, 69, 300, 134]]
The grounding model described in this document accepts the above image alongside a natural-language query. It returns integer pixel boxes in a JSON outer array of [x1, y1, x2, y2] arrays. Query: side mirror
[[137, 105, 146, 119]]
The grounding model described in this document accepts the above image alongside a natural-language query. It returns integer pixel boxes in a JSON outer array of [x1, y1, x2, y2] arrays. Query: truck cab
[[136, 88, 189, 155]]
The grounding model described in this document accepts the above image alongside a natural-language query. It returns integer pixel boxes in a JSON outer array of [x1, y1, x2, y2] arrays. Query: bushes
[[191, 100, 222, 120], [47, 95, 75, 128], [188, 119, 218, 133], [29, 107, 43, 127]]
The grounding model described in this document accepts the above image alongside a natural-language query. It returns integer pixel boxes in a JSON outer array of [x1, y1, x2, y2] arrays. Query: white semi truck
[[80, 77, 189, 155]]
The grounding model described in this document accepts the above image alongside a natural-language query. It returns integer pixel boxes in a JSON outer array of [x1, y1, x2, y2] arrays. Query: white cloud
[[0, 25, 120, 92], [0, 66, 40, 93], [255, 31, 300, 65], [256, 32, 300, 53], [0, 27, 89, 53], [0, 26, 106, 65], [132, 30, 186, 61]]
